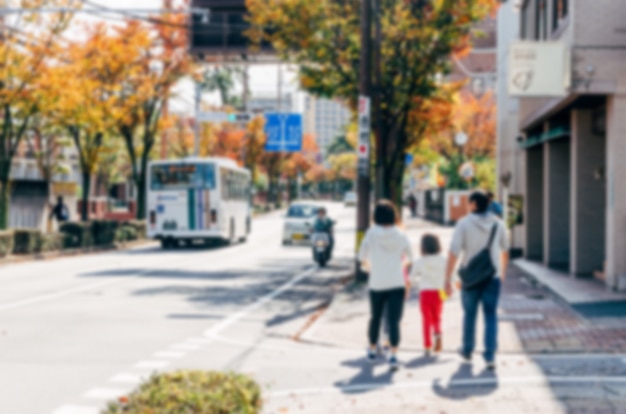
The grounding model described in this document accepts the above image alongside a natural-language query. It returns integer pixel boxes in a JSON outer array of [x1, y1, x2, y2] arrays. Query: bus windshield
[[150, 164, 216, 191]]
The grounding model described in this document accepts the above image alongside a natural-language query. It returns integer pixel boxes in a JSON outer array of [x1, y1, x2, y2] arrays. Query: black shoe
[[458, 349, 472, 364]]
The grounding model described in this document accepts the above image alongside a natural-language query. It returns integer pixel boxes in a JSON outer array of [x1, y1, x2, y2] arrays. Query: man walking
[[445, 191, 508, 369]]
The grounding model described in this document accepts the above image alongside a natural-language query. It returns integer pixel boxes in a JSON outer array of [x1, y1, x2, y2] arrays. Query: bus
[[147, 157, 251, 248]]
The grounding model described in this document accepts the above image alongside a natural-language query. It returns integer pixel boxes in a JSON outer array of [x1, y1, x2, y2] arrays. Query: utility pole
[[194, 80, 202, 157], [355, 0, 372, 283]]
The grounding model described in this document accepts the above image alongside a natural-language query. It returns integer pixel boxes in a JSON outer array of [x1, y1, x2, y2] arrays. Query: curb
[[0, 239, 154, 267]]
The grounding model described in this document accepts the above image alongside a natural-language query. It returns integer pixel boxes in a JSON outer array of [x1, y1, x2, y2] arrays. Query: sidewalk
[[301, 218, 626, 355]]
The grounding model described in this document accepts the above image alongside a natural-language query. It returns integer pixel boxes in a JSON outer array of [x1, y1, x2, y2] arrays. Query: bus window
[[151, 164, 216, 191]]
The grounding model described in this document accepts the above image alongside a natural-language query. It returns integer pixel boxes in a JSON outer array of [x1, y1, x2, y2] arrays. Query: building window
[[552, 0, 568, 31], [535, 0, 548, 40]]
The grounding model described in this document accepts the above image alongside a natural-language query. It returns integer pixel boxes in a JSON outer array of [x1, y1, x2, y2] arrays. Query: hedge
[[103, 371, 262, 414], [39, 232, 66, 252], [13, 229, 42, 254], [92, 220, 119, 246], [125, 220, 146, 239], [0, 231, 14, 258], [60, 222, 95, 249]]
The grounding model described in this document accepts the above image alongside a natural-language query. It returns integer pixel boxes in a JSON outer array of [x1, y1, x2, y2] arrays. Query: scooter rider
[[313, 207, 334, 259]]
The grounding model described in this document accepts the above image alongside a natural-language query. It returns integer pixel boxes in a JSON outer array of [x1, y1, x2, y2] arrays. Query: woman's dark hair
[[469, 191, 490, 214], [373, 199, 398, 225], [421, 233, 441, 255]]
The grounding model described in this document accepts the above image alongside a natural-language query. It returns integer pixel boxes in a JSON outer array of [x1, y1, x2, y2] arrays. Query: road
[[1, 203, 625, 413]]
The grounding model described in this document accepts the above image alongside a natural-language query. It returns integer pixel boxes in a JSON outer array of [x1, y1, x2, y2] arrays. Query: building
[[303, 96, 351, 157], [506, 0, 626, 291], [248, 92, 294, 114]]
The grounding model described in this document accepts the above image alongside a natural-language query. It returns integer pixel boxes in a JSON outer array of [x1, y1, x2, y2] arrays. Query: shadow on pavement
[[405, 354, 451, 369], [334, 357, 397, 394], [431, 363, 498, 400]]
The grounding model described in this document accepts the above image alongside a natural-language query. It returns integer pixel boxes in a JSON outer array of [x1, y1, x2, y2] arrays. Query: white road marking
[[153, 351, 185, 359], [204, 266, 317, 338], [83, 387, 126, 399], [52, 405, 100, 414], [171, 343, 200, 351], [133, 360, 169, 370], [268, 375, 626, 398], [109, 373, 145, 384]]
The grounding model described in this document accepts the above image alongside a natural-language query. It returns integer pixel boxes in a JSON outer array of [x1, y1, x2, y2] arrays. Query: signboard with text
[[264, 113, 303, 152], [357, 96, 371, 177], [508, 42, 570, 97]]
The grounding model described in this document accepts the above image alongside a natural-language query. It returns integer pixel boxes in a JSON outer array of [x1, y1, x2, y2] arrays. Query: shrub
[[13, 229, 43, 254], [60, 222, 94, 249], [103, 371, 262, 414], [125, 220, 146, 239], [0, 230, 14, 258], [114, 226, 137, 243], [39, 232, 65, 253], [92, 220, 119, 246]]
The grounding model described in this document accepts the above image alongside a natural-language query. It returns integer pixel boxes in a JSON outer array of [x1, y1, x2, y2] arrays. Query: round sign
[[358, 144, 368, 156], [455, 132, 468, 147]]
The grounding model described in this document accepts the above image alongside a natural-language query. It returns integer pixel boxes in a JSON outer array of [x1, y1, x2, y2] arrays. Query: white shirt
[[358, 225, 414, 291], [410, 255, 447, 291]]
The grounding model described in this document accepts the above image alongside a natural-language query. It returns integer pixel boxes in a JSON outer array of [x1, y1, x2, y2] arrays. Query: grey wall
[[525, 146, 544, 260], [570, 109, 606, 276], [544, 138, 571, 270]]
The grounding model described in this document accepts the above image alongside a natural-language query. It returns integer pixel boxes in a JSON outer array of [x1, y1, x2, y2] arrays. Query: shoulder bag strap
[[486, 223, 498, 249]]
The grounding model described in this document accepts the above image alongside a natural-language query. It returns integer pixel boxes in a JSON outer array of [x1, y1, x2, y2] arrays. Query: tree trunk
[[0, 179, 10, 230], [81, 171, 91, 222]]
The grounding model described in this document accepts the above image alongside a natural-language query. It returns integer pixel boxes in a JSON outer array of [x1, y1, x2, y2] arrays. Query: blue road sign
[[405, 153, 414, 166], [264, 113, 303, 152]]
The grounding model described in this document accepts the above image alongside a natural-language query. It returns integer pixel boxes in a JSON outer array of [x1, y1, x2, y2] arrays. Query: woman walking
[[358, 200, 414, 369]]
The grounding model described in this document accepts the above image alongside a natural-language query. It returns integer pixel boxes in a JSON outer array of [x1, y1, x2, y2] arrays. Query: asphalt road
[[1, 203, 625, 414]]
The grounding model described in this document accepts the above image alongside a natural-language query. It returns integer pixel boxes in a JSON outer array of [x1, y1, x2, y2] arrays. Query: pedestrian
[[359, 200, 414, 369], [49, 196, 69, 224], [445, 191, 508, 370], [408, 193, 418, 217], [410, 233, 447, 356], [486, 191, 503, 218]]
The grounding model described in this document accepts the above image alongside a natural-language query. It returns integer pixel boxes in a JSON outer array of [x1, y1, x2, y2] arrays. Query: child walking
[[411, 234, 447, 355]]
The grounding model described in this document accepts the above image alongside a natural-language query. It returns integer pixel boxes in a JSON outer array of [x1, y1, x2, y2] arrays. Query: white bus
[[147, 157, 251, 248]]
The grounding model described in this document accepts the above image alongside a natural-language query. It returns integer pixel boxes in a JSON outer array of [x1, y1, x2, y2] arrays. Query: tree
[[0, 0, 74, 229], [115, 18, 194, 219], [50, 23, 129, 221], [200, 67, 243, 107], [427, 90, 497, 189], [247, 0, 497, 206]]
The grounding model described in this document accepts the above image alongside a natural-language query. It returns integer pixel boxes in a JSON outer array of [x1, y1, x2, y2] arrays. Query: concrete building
[[302, 96, 351, 157], [508, 0, 626, 291]]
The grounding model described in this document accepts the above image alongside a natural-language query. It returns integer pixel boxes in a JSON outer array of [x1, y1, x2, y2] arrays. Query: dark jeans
[[461, 278, 501, 362], [368, 288, 405, 348]]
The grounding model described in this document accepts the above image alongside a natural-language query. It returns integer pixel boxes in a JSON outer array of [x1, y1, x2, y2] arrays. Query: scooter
[[311, 232, 330, 267]]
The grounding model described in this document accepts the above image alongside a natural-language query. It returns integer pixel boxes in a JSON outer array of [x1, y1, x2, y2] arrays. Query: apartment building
[[507, 0, 626, 291], [303, 96, 351, 157]]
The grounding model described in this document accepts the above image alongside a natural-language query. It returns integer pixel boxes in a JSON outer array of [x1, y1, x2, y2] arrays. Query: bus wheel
[[161, 238, 173, 249]]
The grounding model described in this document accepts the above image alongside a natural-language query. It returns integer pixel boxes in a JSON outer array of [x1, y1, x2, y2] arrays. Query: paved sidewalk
[[302, 218, 626, 355]]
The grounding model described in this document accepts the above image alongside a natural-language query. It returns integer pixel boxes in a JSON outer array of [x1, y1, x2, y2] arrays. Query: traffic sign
[[264, 113, 303, 152], [455, 131, 469, 147], [198, 111, 254, 124]]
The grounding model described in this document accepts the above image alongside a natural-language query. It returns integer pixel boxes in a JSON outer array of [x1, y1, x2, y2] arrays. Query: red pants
[[420, 290, 443, 349]]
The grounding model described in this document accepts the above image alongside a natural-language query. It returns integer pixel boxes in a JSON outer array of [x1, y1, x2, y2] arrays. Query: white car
[[282, 202, 320, 245], [344, 191, 357, 206]]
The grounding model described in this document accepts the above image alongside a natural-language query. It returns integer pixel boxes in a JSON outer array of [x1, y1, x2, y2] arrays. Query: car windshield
[[287, 205, 318, 218]]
